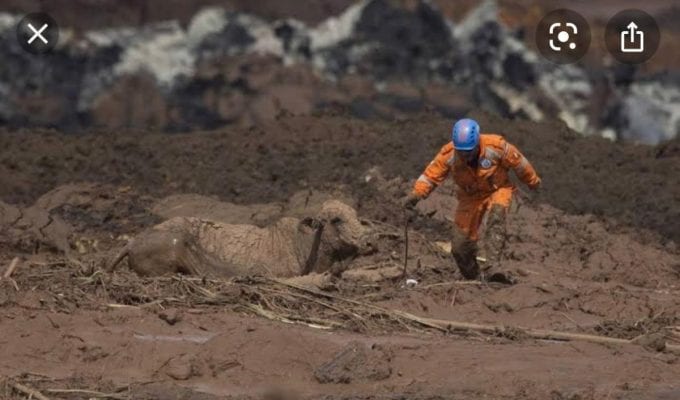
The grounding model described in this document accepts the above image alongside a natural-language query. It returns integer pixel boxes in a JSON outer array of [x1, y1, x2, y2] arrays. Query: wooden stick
[[402, 210, 409, 278], [2, 257, 20, 279], [245, 304, 335, 330], [419, 280, 483, 289], [10, 382, 51, 400], [266, 277, 680, 352], [394, 312, 680, 352], [45, 388, 127, 399], [106, 303, 141, 309]]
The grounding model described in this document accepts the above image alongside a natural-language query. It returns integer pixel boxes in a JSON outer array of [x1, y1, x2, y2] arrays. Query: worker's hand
[[401, 193, 421, 210], [528, 178, 541, 191]]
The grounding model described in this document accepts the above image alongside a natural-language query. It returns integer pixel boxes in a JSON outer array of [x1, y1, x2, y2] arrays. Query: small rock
[[314, 341, 392, 384], [634, 332, 667, 352], [165, 355, 196, 380], [159, 309, 182, 325]]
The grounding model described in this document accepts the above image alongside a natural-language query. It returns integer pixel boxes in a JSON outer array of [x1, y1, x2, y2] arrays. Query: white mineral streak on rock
[[623, 81, 680, 143], [539, 65, 593, 134], [490, 83, 544, 121], [453, 0, 497, 51], [309, 0, 367, 50], [113, 22, 194, 88], [238, 14, 284, 56], [187, 7, 229, 46], [0, 13, 17, 32]]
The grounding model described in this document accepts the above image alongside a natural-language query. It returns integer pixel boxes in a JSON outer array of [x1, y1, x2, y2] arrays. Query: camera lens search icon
[[549, 22, 578, 51], [536, 9, 591, 64]]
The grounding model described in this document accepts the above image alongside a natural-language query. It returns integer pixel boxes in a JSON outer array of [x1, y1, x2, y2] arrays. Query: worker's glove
[[401, 193, 421, 210], [528, 178, 541, 191]]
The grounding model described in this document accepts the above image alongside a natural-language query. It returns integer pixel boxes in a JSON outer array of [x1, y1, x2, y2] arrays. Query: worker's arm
[[412, 144, 453, 198], [501, 141, 541, 189]]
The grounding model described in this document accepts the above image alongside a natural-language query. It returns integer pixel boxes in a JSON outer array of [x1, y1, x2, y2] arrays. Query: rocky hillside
[[1, 0, 678, 143]]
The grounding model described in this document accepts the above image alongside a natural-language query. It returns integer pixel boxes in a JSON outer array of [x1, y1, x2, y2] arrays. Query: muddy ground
[[2, 110, 679, 243], [1, 112, 679, 399]]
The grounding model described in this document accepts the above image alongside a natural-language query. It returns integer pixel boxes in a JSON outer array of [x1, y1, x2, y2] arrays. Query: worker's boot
[[481, 205, 515, 285], [451, 226, 480, 280]]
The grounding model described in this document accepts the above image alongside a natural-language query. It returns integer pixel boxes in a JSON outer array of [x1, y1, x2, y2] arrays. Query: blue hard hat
[[452, 118, 480, 151]]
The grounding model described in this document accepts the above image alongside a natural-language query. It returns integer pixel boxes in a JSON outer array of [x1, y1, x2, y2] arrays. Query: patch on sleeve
[[480, 158, 493, 169]]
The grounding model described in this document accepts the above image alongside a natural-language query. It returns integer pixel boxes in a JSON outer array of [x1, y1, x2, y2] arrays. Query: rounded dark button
[[605, 9, 660, 64], [16, 13, 59, 54], [535, 9, 591, 64]]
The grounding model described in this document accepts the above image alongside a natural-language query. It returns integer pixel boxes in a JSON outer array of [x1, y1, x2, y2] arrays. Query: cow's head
[[303, 200, 369, 273]]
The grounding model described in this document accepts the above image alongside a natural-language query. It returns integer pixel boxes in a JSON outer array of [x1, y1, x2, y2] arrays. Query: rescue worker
[[403, 118, 541, 284]]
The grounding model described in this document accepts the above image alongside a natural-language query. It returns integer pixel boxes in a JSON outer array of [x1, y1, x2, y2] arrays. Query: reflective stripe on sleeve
[[514, 156, 529, 174], [417, 174, 436, 187], [484, 147, 502, 162], [502, 142, 510, 157]]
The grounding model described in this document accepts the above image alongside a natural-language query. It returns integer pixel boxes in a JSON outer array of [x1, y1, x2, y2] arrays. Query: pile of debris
[[1, 0, 677, 142]]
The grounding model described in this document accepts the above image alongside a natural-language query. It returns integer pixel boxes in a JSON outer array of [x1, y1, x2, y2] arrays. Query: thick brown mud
[[0, 113, 679, 399]]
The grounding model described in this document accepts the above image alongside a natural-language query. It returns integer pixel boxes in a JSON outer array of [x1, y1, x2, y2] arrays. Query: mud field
[[1, 112, 680, 399]]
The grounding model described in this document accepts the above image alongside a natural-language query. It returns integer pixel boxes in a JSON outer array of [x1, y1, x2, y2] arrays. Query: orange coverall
[[412, 134, 540, 240]]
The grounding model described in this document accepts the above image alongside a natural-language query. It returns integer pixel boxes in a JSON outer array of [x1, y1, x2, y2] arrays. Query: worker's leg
[[480, 188, 514, 284], [451, 196, 485, 279], [451, 225, 479, 279]]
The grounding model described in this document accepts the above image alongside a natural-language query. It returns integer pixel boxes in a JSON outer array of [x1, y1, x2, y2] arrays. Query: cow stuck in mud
[[107, 200, 372, 278]]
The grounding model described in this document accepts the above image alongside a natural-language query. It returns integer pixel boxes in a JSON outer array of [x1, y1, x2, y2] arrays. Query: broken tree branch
[[10, 382, 51, 400], [45, 388, 128, 399], [2, 257, 20, 279], [402, 215, 408, 278], [394, 313, 680, 353], [266, 277, 680, 352]]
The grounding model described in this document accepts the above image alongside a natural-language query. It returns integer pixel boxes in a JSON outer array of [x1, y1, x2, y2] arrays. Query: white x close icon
[[27, 23, 49, 44]]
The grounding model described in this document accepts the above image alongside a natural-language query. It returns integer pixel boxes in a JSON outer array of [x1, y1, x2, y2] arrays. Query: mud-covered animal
[[108, 200, 370, 278]]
